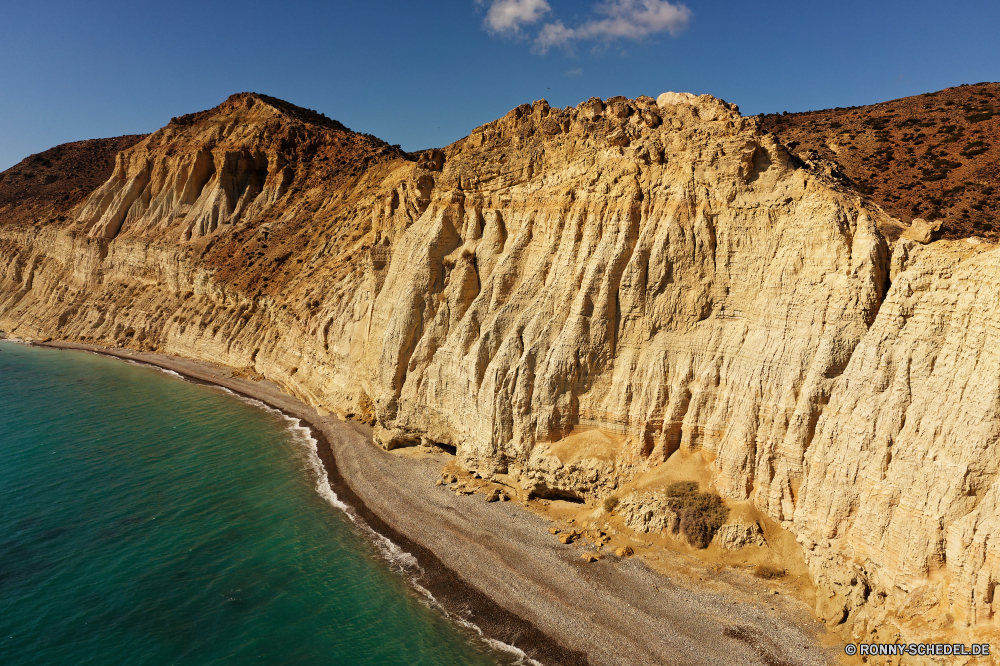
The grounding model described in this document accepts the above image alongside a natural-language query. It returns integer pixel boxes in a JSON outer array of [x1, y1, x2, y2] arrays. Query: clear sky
[[1, 0, 997, 170]]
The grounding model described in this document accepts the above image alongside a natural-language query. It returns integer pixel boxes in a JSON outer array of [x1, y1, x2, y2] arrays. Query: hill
[[4, 89, 1000, 656], [0, 135, 147, 226], [760, 82, 1000, 240]]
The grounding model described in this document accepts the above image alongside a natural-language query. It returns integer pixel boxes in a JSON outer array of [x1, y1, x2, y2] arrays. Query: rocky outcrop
[[618, 492, 679, 535], [2, 91, 1000, 651], [715, 519, 767, 550], [903, 217, 942, 244]]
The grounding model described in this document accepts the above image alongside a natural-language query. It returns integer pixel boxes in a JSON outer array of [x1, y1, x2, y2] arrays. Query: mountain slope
[[761, 81, 1000, 240], [0, 134, 147, 226]]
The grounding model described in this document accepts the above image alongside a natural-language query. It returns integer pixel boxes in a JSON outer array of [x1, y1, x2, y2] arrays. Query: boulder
[[714, 519, 767, 550], [903, 217, 942, 244]]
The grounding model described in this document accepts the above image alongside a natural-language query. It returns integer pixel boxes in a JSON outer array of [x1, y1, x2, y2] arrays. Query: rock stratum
[[2, 90, 1000, 654]]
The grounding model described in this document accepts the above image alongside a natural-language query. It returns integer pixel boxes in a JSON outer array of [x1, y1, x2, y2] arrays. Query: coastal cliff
[[2, 91, 999, 653]]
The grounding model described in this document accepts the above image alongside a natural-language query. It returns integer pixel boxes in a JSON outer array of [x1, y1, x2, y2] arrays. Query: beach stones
[[559, 530, 581, 544]]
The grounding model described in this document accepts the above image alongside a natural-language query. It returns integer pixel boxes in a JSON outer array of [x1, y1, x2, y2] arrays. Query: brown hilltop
[[64, 92, 411, 295], [760, 81, 1000, 240], [0, 135, 147, 226]]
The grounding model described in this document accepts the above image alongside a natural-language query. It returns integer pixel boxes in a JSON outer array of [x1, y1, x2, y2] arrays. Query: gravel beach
[[41, 341, 837, 666]]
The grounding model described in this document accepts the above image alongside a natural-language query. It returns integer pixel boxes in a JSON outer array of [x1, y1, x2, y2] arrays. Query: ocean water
[[0, 341, 503, 666]]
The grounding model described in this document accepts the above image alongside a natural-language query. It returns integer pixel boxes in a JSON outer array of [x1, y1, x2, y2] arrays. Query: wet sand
[[40, 341, 836, 666]]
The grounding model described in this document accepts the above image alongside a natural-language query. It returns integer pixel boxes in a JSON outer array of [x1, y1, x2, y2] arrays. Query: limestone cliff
[[2, 91, 998, 653]]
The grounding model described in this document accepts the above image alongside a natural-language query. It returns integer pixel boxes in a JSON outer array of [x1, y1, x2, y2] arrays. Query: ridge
[[168, 92, 353, 133], [762, 81, 1000, 241]]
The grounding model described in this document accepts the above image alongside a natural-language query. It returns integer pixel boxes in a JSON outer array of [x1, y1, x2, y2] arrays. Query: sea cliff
[[3, 91, 998, 653]]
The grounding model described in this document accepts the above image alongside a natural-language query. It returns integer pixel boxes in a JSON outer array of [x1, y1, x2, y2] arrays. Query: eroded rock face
[[363, 94, 890, 528], [618, 493, 679, 535], [73, 93, 400, 245], [2, 91, 997, 645], [715, 519, 767, 550], [793, 238, 1000, 633]]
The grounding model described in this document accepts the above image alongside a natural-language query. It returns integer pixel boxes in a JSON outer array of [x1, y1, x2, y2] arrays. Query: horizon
[[2, 0, 998, 170]]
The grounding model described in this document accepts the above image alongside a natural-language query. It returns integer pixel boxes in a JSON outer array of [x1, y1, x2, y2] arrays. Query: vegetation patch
[[967, 110, 996, 123], [921, 156, 963, 181], [664, 481, 729, 549], [961, 140, 990, 157], [753, 565, 786, 580]]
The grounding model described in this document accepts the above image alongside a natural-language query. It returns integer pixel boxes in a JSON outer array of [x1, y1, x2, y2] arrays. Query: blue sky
[[1, 0, 997, 170]]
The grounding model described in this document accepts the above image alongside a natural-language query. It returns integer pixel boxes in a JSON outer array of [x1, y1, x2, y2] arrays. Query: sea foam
[[124, 359, 184, 379], [216, 386, 537, 665]]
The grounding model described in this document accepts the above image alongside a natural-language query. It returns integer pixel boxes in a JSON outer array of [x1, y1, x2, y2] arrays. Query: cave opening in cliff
[[433, 442, 456, 456], [536, 489, 586, 504]]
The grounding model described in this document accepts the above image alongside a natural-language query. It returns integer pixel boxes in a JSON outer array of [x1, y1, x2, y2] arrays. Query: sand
[[39, 341, 838, 666]]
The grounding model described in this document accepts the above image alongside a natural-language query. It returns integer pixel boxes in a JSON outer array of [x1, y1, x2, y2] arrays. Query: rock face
[[618, 493, 679, 535], [2, 91, 999, 647], [794, 238, 1000, 633], [715, 519, 766, 550]]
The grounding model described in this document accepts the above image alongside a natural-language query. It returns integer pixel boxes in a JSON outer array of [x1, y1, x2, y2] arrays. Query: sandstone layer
[[3, 91, 1000, 655]]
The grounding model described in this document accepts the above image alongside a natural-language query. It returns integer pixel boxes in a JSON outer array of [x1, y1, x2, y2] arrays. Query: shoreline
[[29, 340, 836, 666], [34, 341, 585, 665]]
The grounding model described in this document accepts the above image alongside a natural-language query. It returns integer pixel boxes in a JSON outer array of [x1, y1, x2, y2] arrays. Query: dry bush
[[602, 496, 619, 513], [664, 481, 729, 549], [753, 565, 786, 580]]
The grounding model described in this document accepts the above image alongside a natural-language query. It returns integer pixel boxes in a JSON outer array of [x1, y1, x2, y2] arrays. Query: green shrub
[[664, 481, 729, 549]]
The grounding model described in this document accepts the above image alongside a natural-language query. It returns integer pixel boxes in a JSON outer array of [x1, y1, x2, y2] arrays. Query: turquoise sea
[[0, 341, 504, 665]]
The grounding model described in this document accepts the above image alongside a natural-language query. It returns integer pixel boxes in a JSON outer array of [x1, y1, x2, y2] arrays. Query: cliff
[[2, 90, 999, 654]]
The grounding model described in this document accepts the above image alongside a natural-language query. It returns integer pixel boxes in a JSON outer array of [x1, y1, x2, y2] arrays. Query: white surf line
[[214, 386, 541, 665], [284, 419, 541, 666], [123, 358, 185, 379], [19, 347, 543, 663]]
